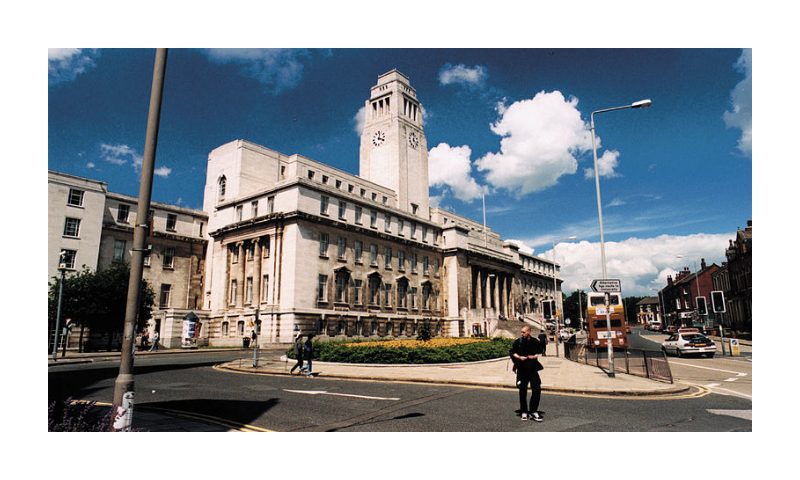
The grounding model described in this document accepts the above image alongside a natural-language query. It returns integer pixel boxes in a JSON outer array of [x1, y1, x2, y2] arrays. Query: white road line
[[283, 389, 400, 401], [724, 377, 738, 382], [707, 409, 752, 420], [669, 361, 748, 376]]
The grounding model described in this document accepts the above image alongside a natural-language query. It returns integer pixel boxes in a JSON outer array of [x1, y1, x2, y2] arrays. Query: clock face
[[408, 132, 419, 149], [372, 130, 386, 146]]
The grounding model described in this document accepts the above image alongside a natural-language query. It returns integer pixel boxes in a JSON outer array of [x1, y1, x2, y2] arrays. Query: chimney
[[700, 258, 707, 270]]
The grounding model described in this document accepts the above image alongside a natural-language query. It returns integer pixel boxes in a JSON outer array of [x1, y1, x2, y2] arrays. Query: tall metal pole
[[589, 99, 651, 378], [112, 48, 168, 430], [52, 267, 66, 361]]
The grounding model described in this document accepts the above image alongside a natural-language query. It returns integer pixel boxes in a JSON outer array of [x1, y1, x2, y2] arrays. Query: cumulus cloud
[[429, 143, 485, 202], [202, 48, 311, 94], [438, 64, 488, 90], [538, 233, 733, 297], [48, 48, 99, 86], [475, 91, 600, 198], [723, 48, 752, 157], [583, 149, 621, 179]]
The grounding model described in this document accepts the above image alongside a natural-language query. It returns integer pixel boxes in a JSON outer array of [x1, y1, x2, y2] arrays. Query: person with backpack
[[290, 334, 304, 374], [510, 325, 543, 422]]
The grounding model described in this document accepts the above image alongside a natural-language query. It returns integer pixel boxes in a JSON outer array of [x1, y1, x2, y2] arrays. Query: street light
[[590, 99, 651, 278], [590, 99, 651, 377], [551, 236, 577, 357]]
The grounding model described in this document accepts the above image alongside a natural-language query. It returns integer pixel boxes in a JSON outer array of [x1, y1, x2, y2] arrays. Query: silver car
[[662, 331, 716, 358]]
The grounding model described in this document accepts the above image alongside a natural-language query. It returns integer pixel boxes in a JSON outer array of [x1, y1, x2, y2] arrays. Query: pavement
[[51, 338, 752, 431]]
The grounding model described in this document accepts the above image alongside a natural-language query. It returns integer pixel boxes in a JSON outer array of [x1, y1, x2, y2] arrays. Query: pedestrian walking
[[149, 330, 159, 351], [538, 331, 548, 356], [290, 334, 304, 374], [140, 331, 149, 351], [300, 334, 315, 376], [510, 325, 543, 422]]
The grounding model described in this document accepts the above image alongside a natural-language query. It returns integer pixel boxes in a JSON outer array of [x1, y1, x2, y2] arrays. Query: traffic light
[[711, 291, 726, 313], [696, 296, 708, 315], [542, 300, 553, 320]]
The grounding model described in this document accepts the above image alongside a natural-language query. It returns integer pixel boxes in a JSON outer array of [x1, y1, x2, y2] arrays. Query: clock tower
[[359, 70, 429, 219]]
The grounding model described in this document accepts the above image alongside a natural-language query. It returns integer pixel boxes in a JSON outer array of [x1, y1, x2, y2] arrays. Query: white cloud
[[438, 64, 488, 89], [48, 48, 99, 86], [723, 48, 752, 157], [475, 91, 600, 198], [538, 233, 733, 297], [99, 143, 171, 178], [428, 143, 485, 202], [583, 149, 621, 180], [100, 143, 139, 166], [202, 48, 311, 94]]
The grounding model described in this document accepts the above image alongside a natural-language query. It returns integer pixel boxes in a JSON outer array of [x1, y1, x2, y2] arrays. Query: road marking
[[707, 409, 752, 420], [724, 377, 739, 382], [706, 383, 721, 388], [684, 382, 752, 399], [669, 361, 748, 376], [283, 389, 400, 401]]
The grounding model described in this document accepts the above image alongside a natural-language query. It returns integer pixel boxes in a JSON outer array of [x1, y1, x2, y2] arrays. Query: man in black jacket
[[510, 325, 544, 421]]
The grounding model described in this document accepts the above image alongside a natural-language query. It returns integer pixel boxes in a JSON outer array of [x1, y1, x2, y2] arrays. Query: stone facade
[[48, 170, 208, 350], [201, 71, 562, 345]]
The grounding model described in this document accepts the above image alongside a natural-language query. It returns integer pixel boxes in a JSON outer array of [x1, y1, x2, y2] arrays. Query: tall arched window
[[218, 176, 227, 202]]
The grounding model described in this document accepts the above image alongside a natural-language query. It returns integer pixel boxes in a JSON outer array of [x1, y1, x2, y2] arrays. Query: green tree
[[48, 262, 155, 350]]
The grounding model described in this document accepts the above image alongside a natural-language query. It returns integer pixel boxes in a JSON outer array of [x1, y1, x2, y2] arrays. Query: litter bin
[[242, 337, 250, 348]]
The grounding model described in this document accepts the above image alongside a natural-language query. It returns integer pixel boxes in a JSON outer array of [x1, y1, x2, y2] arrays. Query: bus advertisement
[[585, 292, 628, 349]]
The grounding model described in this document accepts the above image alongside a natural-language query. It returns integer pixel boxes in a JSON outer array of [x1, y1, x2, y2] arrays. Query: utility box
[[729, 338, 740, 356]]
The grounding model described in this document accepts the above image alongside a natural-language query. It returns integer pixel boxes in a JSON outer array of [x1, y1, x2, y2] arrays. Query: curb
[[216, 363, 688, 397]]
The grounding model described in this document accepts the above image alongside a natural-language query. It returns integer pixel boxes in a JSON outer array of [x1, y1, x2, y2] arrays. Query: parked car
[[665, 325, 678, 335], [557, 329, 572, 340], [661, 330, 716, 358]]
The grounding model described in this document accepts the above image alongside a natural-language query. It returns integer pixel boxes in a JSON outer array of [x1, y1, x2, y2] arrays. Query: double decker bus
[[585, 292, 628, 349]]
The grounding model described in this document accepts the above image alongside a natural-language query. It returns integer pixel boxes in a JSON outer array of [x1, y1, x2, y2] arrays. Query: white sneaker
[[521, 412, 529, 421], [531, 412, 543, 422]]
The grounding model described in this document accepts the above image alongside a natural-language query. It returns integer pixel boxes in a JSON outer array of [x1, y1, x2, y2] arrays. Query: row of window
[[320, 196, 431, 243], [229, 275, 271, 306], [318, 233, 439, 276], [317, 273, 438, 310], [67, 188, 190, 234]]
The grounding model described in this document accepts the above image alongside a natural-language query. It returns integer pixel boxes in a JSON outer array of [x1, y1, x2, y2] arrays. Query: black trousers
[[517, 372, 541, 413], [290, 357, 303, 373]]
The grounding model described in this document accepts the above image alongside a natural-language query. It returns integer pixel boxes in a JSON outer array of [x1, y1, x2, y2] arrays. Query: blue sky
[[48, 48, 752, 297]]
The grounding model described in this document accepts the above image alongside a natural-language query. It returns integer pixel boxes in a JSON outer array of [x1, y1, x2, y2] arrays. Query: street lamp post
[[551, 236, 577, 357], [590, 99, 651, 378]]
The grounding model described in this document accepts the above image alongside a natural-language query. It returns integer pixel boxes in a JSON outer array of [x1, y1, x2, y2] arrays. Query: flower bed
[[288, 337, 514, 365]]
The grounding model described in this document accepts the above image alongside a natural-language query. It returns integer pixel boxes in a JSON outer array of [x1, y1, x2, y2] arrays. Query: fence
[[564, 343, 673, 383]]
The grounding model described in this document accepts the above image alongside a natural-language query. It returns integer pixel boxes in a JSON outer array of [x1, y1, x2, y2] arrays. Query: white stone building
[[202, 70, 563, 346], [48, 170, 208, 350]]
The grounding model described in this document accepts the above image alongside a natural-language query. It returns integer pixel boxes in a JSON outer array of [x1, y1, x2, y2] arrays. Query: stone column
[[253, 238, 262, 305], [236, 241, 245, 307]]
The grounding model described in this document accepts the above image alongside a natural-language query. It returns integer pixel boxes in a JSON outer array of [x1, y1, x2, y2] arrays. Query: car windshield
[[682, 334, 709, 342]]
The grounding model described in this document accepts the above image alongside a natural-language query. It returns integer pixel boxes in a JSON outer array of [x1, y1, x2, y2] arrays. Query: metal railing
[[564, 343, 673, 383]]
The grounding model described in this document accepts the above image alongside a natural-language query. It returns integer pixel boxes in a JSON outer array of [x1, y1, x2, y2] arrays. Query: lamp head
[[631, 99, 652, 108]]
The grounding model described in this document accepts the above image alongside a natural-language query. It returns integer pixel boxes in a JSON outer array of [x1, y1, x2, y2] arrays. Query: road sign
[[591, 279, 622, 293]]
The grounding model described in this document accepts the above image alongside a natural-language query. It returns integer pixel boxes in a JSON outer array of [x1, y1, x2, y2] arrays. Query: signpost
[[591, 278, 621, 293], [592, 279, 621, 377]]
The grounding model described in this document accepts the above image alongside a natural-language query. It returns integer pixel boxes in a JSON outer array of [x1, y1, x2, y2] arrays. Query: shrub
[[288, 337, 514, 365]]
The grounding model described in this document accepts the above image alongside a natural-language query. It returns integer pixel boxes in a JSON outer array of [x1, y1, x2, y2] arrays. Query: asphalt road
[[48, 349, 752, 432], [630, 328, 752, 400]]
